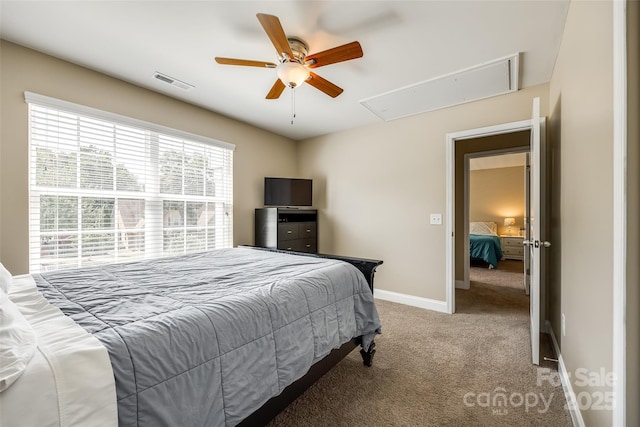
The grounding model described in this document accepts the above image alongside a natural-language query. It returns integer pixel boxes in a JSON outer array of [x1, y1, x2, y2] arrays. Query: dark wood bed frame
[[238, 246, 383, 426]]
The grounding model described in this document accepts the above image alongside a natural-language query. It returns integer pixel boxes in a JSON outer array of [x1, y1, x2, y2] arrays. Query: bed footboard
[[238, 246, 382, 425], [240, 245, 383, 291], [360, 340, 376, 367]]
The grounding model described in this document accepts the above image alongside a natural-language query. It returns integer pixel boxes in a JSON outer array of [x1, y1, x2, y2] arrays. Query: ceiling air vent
[[360, 53, 519, 121], [153, 72, 194, 91]]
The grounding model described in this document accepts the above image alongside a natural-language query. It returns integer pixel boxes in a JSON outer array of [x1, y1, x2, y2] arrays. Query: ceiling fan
[[215, 13, 363, 99]]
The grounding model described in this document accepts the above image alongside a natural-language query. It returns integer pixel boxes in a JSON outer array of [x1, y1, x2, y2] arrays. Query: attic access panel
[[360, 53, 519, 121]]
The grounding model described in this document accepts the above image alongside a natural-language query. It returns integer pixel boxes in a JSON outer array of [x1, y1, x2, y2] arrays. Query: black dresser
[[255, 208, 317, 253]]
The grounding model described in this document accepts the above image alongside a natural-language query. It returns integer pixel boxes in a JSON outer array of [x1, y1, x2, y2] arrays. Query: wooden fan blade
[[305, 41, 363, 68], [266, 79, 286, 99], [256, 13, 294, 59], [306, 72, 343, 98], [215, 57, 276, 68]]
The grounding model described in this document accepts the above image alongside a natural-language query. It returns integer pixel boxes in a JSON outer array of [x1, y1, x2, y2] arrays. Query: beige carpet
[[268, 265, 572, 426], [470, 259, 526, 290]]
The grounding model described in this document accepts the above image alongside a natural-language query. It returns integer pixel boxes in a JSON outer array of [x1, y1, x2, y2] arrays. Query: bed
[[469, 221, 503, 269], [0, 247, 382, 427]]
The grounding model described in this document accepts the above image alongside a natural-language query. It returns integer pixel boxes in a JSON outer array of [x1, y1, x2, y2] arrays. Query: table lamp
[[503, 217, 516, 236]]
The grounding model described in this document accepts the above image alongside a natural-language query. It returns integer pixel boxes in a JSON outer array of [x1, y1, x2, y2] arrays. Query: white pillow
[[0, 263, 11, 293], [0, 289, 37, 392], [469, 221, 498, 236]]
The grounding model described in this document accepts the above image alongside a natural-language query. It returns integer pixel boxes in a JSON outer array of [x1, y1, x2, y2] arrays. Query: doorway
[[464, 150, 529, 295], [445, 102, 546, 365], [446, 126, 532, 314], [464, 149, 529, 291]]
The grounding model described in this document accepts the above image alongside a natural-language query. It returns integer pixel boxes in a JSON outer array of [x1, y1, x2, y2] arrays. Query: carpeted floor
[[470, 259, 526, 290], [268, 261, 572, 426]]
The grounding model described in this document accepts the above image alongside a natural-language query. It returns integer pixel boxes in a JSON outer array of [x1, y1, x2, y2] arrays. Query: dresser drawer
[[501, 237, 523, 247], [503, 241, 523, 250], [503, 247, 524, 256], [503, 238, 521, 247], [278, 223, 299, 241], [296, 238, 317, 253], [277, 238, 317, 253], [501, 236, 524, 260], [298, 222, 317, 239]]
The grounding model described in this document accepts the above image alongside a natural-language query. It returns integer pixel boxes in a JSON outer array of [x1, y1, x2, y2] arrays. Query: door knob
[[523, 240, 551, 248]]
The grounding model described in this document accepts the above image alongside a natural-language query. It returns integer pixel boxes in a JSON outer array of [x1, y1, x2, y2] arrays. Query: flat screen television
[[264, 177, 312, 207]]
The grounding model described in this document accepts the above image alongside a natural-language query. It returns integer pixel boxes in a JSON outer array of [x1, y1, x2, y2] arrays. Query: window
[[26, 92, 234, 272]]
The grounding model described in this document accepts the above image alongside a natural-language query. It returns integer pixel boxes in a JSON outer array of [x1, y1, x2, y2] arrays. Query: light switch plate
[[430, 213, 442, 225]]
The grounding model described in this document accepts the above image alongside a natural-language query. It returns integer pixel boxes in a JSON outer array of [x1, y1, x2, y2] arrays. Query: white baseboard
[[455, 280, 469, 289], [546, 321, 585, 427], [374, 289, 448, 313]]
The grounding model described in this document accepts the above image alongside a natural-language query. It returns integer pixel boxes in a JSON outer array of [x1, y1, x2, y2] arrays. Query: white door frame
[[445, 118, 535, 314], [612, 0, 627, 424]]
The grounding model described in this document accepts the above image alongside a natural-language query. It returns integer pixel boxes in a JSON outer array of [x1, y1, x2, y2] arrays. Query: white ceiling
[[0, 1, 569, 141]]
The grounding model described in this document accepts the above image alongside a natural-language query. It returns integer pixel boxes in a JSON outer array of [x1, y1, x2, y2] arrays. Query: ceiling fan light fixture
[[215, 14, 360, 99], [276, 62, 310, 88]]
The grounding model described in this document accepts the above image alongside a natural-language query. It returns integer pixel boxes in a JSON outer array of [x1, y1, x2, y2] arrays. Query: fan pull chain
[[290, 88, 296, 125]]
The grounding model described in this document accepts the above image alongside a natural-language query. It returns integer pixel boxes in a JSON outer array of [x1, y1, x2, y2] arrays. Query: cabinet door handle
[[306, 244, 311, 248], [287, 230, 293, 234]]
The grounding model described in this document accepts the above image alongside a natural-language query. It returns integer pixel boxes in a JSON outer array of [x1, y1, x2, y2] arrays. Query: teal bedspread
[[470, 234, 503, 268]]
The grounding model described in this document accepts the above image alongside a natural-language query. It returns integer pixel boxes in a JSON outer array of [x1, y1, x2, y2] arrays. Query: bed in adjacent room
[[0, 247, 382, 427], [469, 221, 503, 269]]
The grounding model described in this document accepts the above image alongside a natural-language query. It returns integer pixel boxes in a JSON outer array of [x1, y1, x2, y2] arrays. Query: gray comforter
[[34, 247, 381, 426]]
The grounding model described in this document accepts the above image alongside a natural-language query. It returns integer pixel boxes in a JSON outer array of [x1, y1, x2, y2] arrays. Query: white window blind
[[26, 92, 234, 273]]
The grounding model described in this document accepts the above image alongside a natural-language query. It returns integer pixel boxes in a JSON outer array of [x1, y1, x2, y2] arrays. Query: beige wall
[[469, 166, 525, 236], [298, 85, 548, 301], [0, 40, 298, 275], [626, 1, 639, 424], [548, 1, 614, 425]]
